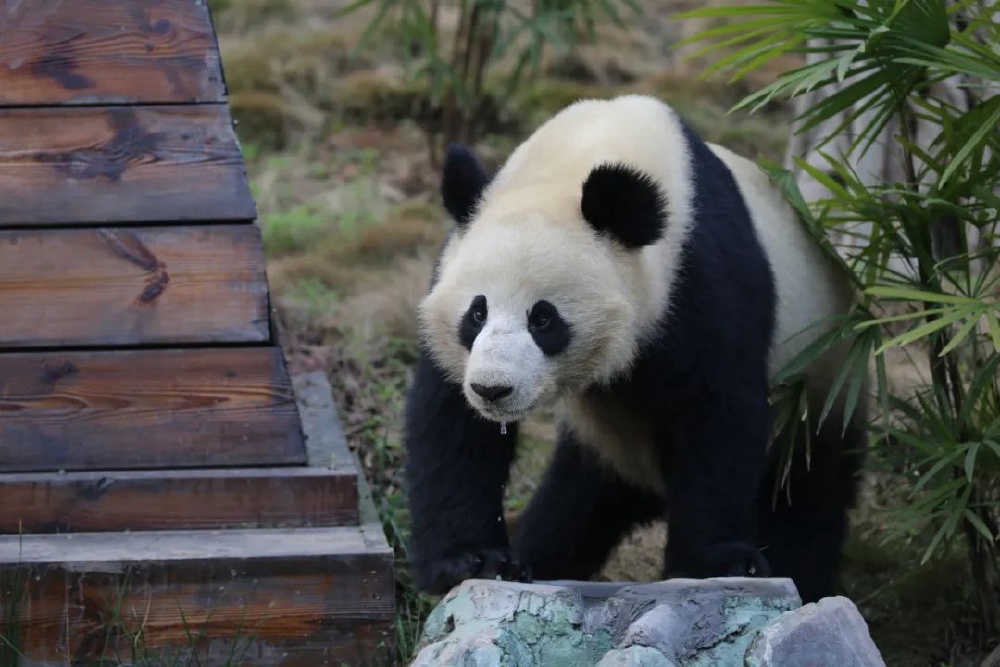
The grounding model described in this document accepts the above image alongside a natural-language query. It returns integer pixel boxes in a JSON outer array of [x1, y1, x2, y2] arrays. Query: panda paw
[[415, 548, 533, 595], [705, 542, 772, 578]]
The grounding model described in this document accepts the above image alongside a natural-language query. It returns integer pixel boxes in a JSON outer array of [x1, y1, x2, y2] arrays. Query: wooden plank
[[0, 347, 308, 473], [4, 224, 267, 344], [0, 0, 226, 106], [0, 225, 270, 348], [0, 466, 358, 534], [0, 526, 395, 666], [0, 105, 256, 226]]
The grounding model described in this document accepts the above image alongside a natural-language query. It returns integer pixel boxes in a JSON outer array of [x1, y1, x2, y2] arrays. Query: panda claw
[[415, 548, 533, 595]]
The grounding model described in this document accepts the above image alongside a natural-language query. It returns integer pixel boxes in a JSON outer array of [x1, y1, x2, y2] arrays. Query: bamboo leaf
[[964, 442, 981, 483], [987, 311, 1000, 352], [963, 509, 995, 543], [875, 309, 969, 353], [941, 98, 1000, 186], [865, 285, 978, 304]]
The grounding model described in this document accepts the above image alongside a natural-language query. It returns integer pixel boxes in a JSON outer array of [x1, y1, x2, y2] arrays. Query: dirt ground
[[210, 0, 997, 664]]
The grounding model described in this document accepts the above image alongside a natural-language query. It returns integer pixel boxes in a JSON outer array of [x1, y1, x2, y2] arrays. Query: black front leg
[[403, 350, 528, 595], [664, 382, 772, 580], [512, 424, 665, 581]]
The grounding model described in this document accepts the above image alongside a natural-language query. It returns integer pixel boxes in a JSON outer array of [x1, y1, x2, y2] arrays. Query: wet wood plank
[[0, 0, 226, 106], [0, 105, 256, 226], [0, 225, 269, 348], [0, 526, 395, 666], [0, 347, 308, 473], [0, 466, 358, 534]]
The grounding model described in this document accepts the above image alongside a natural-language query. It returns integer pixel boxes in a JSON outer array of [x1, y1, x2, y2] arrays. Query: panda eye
[[468, 295, 488, 325], [528, 301, 558, 333]]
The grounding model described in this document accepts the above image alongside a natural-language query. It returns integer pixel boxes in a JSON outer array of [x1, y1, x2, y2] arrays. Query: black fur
[[527, 300, 572, 356], [405, 114, 865, 603], [403, 350, 530, 594], [459, 295, 487, 351], [442, 144, 490, 227], [581, 163, 668, 249]]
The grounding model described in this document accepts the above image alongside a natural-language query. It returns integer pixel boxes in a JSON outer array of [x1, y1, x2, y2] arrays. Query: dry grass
[[208, 0, 995, 664]]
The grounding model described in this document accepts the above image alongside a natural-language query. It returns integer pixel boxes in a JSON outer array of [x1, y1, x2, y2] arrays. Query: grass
[[192, 0, 1000, 665], [0, 566, 259, 667]]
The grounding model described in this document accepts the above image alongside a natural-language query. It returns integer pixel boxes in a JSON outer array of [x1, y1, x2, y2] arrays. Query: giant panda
[[403, 94, 868, 604]]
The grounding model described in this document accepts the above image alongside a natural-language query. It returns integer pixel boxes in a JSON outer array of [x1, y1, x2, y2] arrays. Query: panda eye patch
[[459, 295, 488, 350], [528, 300, 571, 356]]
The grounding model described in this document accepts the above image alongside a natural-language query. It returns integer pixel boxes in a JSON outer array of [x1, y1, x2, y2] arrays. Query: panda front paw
[[705, 542, 772, 578], [414, 548, 533, 595], [668, 542, 772, 580]]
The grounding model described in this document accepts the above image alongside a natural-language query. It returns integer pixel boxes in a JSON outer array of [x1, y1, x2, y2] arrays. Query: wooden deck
[[0, 1, 395, 664]]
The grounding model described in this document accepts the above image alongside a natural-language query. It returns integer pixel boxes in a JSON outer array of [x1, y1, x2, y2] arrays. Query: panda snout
[[470, 383, 514, 402]]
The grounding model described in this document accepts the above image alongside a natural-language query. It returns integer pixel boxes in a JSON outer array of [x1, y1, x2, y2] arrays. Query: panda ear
[[442, 144, 491, 228], [581, 163, 668, 249]]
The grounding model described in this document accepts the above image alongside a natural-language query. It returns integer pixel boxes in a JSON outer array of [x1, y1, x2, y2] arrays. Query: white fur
[[708, 143, 855, 380], [420, 95, 696, 420], [418, 94, 854, 443]]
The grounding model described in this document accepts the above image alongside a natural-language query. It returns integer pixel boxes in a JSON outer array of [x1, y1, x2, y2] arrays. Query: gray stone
[[595, 646, 677, 667], [410, 578, 884, 667], [744, 596, 887, 667], [610, 578, 801, 666], [596, 646, 678, 667], [412, 579, 614, 667]]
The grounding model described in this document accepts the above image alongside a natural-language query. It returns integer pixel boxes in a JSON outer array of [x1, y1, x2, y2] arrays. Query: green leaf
[[875, 308, 970, 353], [912, 447, 963, 494], [858, 306, 951, 328], [941, 97, 1000, 186], [865, 285, 979, 304], [987, 311, 1000, 352], [963, 509, 996, 544], [964, 442, 981, 482], [959, 355, 1000, 429]]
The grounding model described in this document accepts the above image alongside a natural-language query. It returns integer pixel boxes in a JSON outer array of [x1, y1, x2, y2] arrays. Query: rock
[[744, 596, 887, 667], [596, 646, 678, 667], [607, 578, 801, 665], [411, 579, 884, 667], [410, 579, 614, 667]]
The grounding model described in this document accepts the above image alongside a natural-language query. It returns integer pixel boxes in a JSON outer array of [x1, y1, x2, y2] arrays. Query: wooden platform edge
[[293, 371, 362, 474], [292, 370, 392, 554]]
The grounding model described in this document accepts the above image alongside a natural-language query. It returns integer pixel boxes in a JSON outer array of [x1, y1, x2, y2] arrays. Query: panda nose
[[471, 383, 514, 401]]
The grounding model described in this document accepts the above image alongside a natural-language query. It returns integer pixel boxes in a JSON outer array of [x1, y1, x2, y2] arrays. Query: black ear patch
[[442, 144, 491, 228], [581, 163, 668, 249]]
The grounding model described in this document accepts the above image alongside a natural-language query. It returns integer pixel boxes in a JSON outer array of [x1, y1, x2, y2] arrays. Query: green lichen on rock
[[410, 578, 884, 667], [597, 646, 679, 667], [412, 580, 615, 666]]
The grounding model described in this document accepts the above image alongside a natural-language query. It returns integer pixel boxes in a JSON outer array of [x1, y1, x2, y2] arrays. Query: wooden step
[[0, 0, 227, 106], [0, 104, 255, 227], [0, 525, 395, 666], [0, 466, 359, 534], [0, 347, 308, 473], [0, 225, 270, 348]]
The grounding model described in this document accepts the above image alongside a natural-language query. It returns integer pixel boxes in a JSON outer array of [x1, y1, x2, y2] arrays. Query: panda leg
[[662, 385, 773, 580], [755, 387, 867, 603], [404, 350, 527, 595], [511, 424, 665, 581]]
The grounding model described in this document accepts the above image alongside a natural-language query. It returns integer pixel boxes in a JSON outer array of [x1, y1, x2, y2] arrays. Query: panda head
[[418, 143, 670, 423]]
